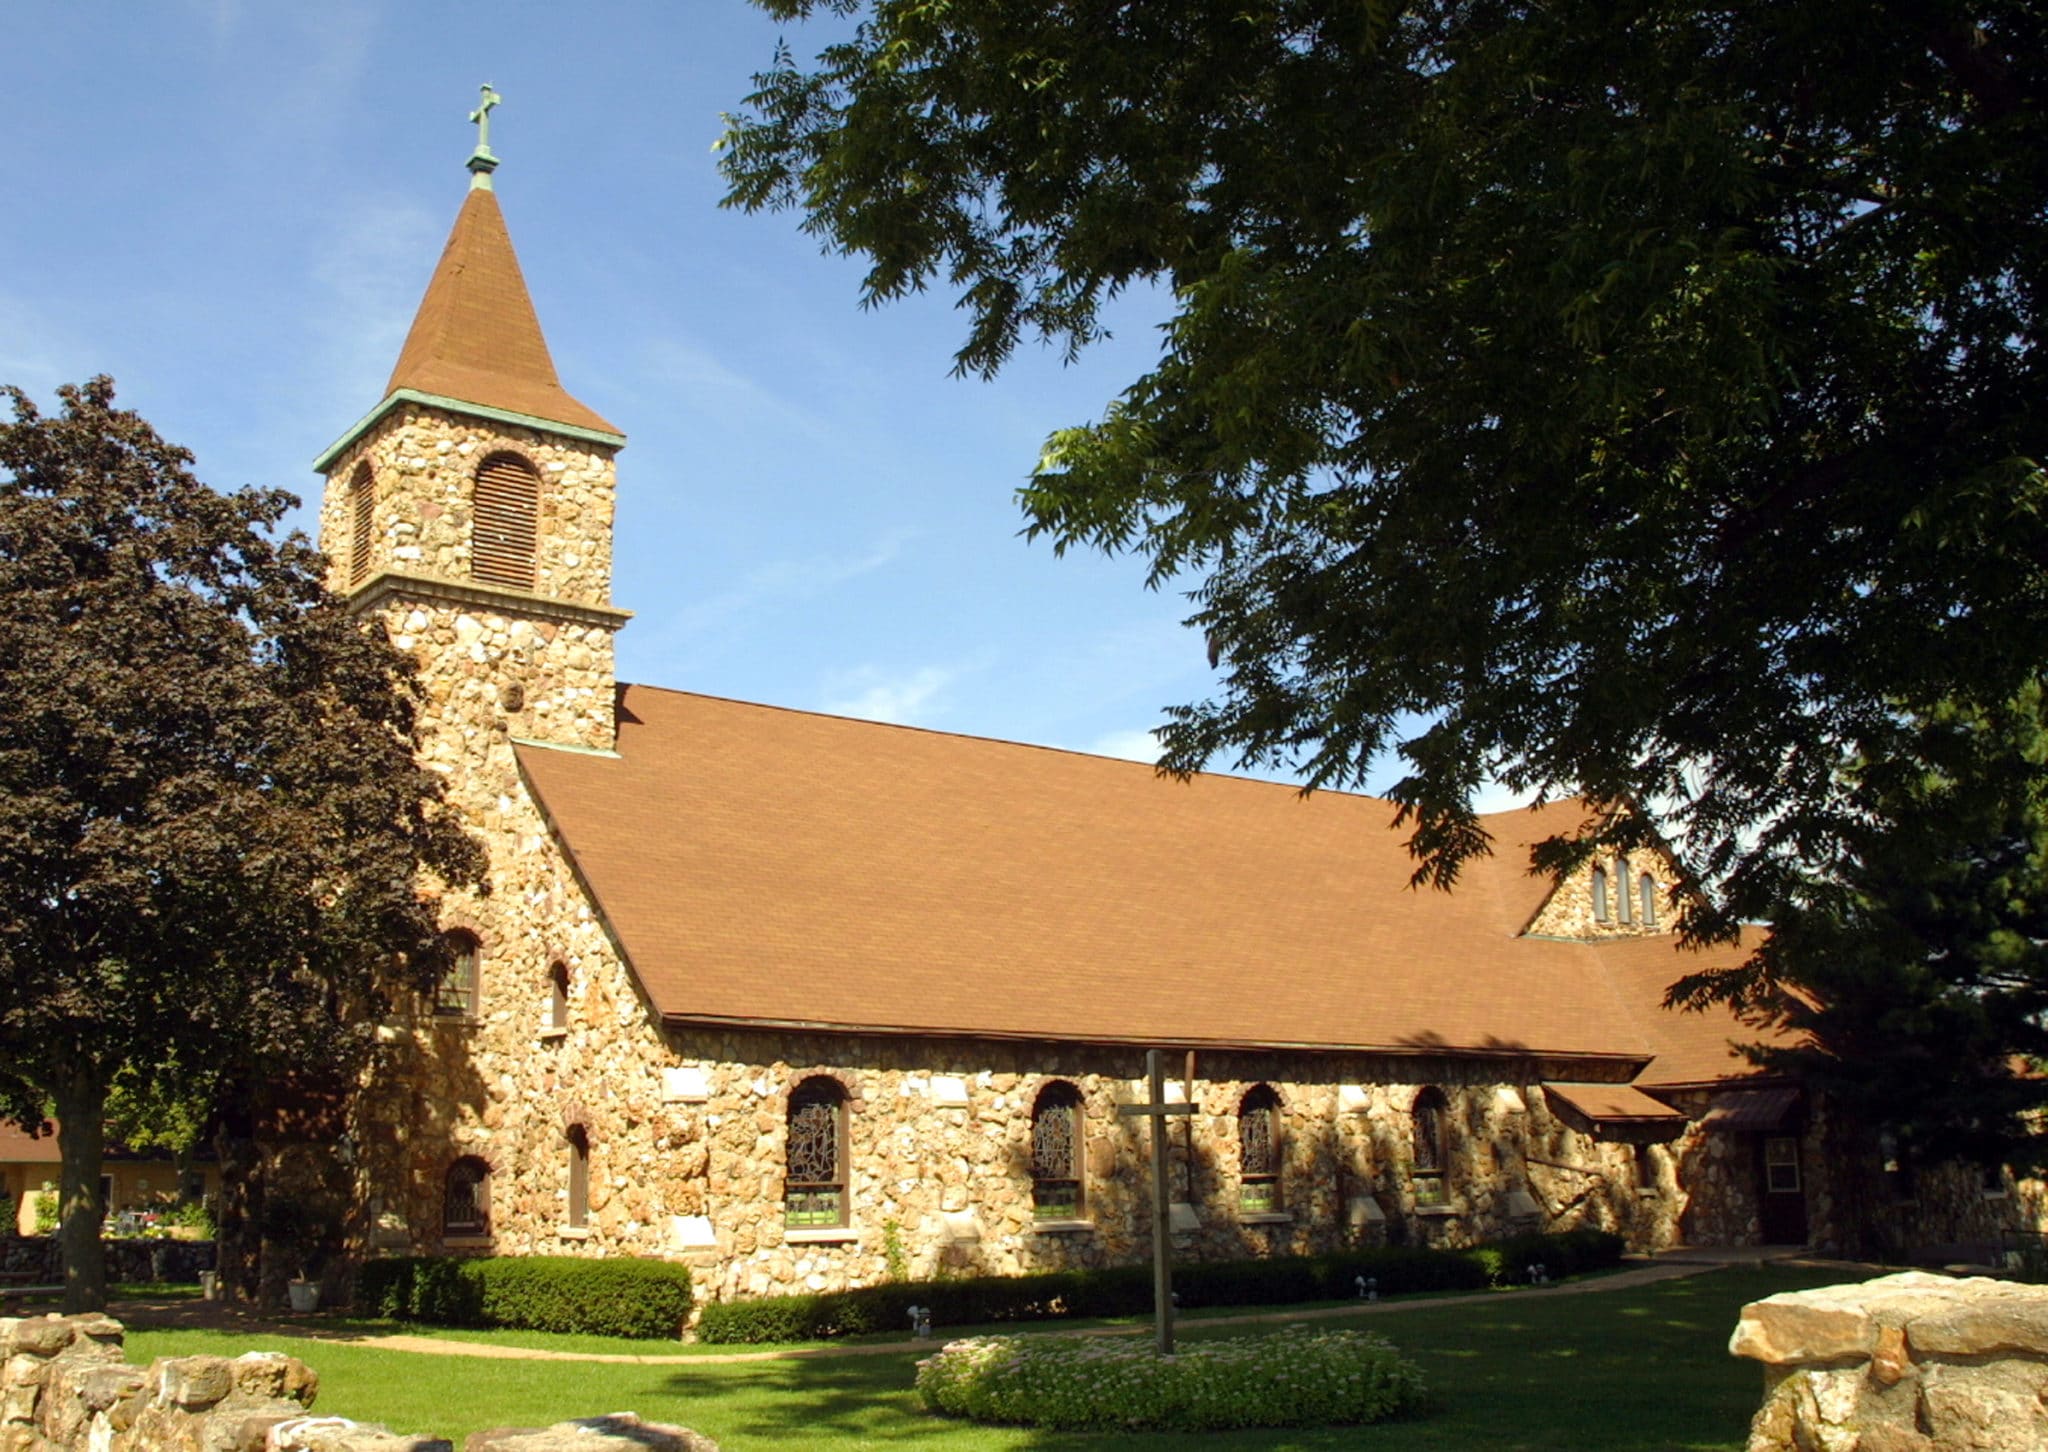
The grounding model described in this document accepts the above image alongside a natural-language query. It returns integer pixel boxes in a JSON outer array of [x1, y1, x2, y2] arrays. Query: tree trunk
[[51, 1073, 108, 1314], [213, 1103, 259, 1304]]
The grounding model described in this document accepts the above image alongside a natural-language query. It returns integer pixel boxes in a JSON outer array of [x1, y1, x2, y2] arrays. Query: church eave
[[312, 387, 626, 473], [654, 1009, 1658, 1069]]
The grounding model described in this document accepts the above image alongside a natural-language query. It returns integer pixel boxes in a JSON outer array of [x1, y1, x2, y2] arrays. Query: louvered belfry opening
[[472, 452, 541, 590], [348, 462, 375, 586]]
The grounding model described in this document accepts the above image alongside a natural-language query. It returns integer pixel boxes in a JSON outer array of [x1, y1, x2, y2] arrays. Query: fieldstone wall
[[1732, 1272, 2048, 1450], [318, 405, 618, 609], [0, 1313, 717, 1452], [1523, 843, 1686, 940]]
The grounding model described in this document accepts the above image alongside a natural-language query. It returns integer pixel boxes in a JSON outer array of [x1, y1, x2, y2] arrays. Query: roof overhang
[[1698, 1086, 1804, 1134], [1543, 1081, 1690, 1142], [313, 388, 627, 473]]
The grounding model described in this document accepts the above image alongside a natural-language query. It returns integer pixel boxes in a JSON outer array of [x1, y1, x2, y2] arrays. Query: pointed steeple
[[384, 185, 619, 436]]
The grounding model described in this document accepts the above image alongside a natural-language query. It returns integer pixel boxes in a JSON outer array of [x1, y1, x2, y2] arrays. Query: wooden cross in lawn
[[1119, 1047, 1195, 1353]]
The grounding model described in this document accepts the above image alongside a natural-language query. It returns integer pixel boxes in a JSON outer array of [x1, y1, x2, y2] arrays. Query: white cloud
[[821, 665, 956, 726], [1088, 727, 1165, 764]]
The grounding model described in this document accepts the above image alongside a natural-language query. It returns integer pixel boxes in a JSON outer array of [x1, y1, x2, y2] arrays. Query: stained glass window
[[436, 932, 479, 1019], [444, 1156, 489, 1235], [1411, 1087, 1449, 1206], [1239, 1085, 1281, 1213], [786, 1078, 847, 1227], [1639, 874, 1658, 927], [1032, 1082, 1084, 1218], [1591, 866, 1609, 922]]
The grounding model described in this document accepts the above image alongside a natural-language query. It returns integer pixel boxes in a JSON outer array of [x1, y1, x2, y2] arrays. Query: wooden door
[[1756, 1135, 1808, 1244]]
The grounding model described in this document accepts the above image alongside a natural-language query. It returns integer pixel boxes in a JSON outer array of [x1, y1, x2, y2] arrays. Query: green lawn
[[122, 1264, 1842, 1450]]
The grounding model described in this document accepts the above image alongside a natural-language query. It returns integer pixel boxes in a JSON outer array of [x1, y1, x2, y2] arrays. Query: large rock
[[1733, 1272, 2048, 1451]]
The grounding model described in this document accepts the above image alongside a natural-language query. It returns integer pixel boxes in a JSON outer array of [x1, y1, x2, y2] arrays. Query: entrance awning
[[1543, 1082, 1690, 1142], [1698, 1086, 1803, 1133]]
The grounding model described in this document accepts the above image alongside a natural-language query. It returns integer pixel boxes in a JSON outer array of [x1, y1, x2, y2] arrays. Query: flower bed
[[915, 1326, 1427, 1432]]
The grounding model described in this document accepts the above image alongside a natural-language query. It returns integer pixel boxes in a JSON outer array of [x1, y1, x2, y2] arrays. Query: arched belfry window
[[785, 1077, 848, 1228], [1031, 1081, 1085, 1219], [1239, 1084, 1282, 1213], [348, 462, 376, 586], [444, 1156, 490, 1236], [1591, 866, 1610, 923], [472, 452, 540, 590], [1639, 874, 1658, 928], [1411, 1087, 1449, 1207]]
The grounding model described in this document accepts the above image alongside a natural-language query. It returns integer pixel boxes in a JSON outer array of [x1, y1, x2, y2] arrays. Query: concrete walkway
[[110, 1249, 1848, 1367]]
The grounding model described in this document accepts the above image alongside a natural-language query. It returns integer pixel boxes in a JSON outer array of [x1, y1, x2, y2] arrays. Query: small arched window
[[347, 462, 376, 586], [472, 452, 540, 590], [1031, 1081, 1085, 1219], [785, 1076, 848, 1228], [547, 960, 570, 1032], [1638, 874, 1658, 928], [435, 931, 480, 1019], [1411, 1087, 1449, 1207], [1615, 857, 1633, 924], [1238, 1084, 1282, 1214], [444, 1156, 490, 1236], [566, 1125, 590, 1229], [1591, 866, 1610, 923]]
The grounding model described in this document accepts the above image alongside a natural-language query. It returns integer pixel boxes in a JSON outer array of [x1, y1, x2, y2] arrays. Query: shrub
[[354, 1255, 691, 1339], [916, 1327, 1426, 1432], [696, 1227, 1624, 1344]]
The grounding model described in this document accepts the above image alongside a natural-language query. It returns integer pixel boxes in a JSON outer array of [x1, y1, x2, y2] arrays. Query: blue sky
[[5, 1, 1514, 804]]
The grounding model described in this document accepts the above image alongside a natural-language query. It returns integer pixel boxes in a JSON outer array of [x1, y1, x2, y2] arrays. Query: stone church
[[309, 137, 2041, 1305]]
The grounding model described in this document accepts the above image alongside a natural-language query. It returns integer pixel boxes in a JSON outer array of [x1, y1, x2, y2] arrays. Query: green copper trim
[[312, 389, 627, 472], [467, 84, 502, 190]]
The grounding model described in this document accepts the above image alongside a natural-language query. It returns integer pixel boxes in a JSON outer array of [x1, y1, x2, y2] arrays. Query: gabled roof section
[[385, 185, 619, 437], [512, 684, 1769, 1071]]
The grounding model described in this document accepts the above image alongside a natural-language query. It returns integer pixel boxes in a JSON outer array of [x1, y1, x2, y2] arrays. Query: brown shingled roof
[[385, 186, 619, 436], [513, 685, 1774, 1074]]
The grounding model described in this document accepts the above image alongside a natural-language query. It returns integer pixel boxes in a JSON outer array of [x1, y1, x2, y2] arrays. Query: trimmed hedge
[[356, 1254, 692, 1339], [695, 1228, 1626, 1344], [918, 1326, 1427, 1431]]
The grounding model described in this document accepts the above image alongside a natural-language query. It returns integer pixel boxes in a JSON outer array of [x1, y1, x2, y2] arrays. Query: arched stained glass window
[[1239, 1085, 1282, 1213], [785, 1077, 848, 1227], [1591, 866, 1610, 923], [472, 453, 540, 590], [1615, 857, 1634, 923], [1411, 1087, 1449, 1207], [444, 1156, 490, 1236], [1639, 874, 1658, 928], [1031, 1081, 1085, 1219]]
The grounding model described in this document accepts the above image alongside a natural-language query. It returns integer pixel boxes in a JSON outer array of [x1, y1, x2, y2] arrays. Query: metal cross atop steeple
[[467, 84, 502, 189]]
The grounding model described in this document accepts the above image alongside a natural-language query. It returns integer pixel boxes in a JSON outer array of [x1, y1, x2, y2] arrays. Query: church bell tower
[[312, 87, 629, 766]]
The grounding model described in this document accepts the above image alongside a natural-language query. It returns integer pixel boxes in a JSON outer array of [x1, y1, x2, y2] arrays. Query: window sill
[[1981, 1189, 2010, 1201], [556, 1225, 593, 1239], [1239, 1211, 1293, 1226], [442, 1234, 493, 1248], [1636, 1188, 1661, 1199], [784, 1227, 859, 1245], [1413, 1205, 1458, 1219], [539, 1026, 568, 1042], [1030, 1218, 1096, 1235]]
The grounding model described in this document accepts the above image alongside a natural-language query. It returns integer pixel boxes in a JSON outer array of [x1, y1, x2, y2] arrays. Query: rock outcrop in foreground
[[0, 1313, 717, 1451], [1732, 1271, 2048, 1450]]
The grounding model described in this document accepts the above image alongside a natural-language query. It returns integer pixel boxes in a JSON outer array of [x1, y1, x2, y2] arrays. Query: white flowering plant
[[914, 1325, 1426, 1432]]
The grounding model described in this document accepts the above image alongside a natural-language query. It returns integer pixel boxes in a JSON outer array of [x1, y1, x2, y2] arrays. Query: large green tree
[[0, 378, 483, 1310], [719, 1, 2048, 938]]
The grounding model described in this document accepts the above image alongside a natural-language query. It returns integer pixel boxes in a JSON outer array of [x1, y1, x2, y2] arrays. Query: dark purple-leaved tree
[[0, 378, 483, 1311]]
